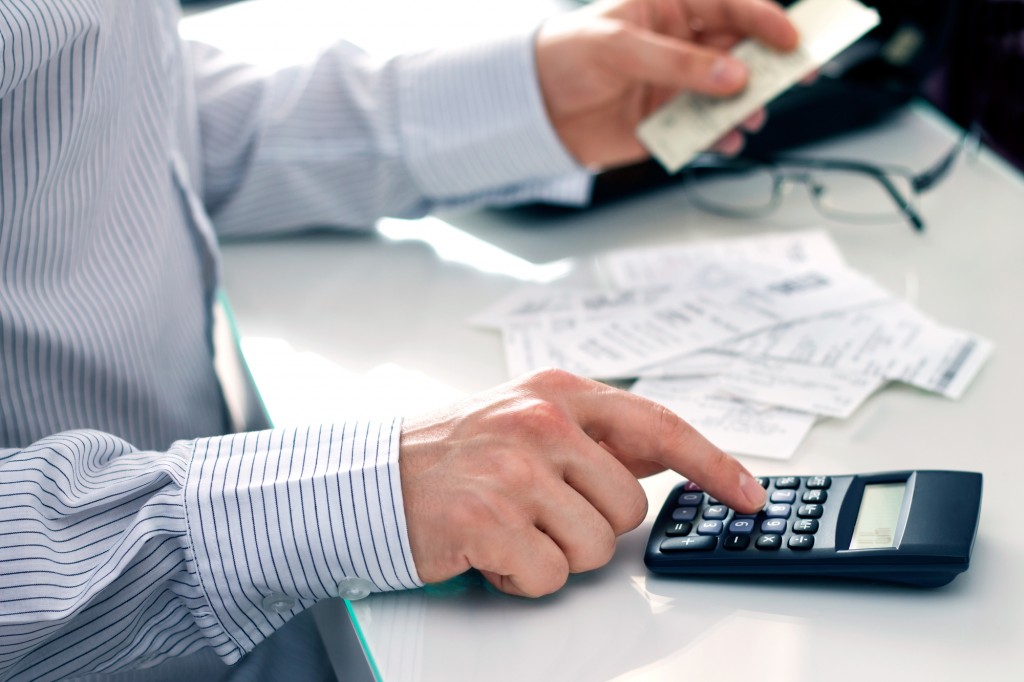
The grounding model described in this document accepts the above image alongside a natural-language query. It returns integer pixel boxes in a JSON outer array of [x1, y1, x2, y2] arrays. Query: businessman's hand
[[400, 369, 767, 597], [535, 0, 798, 168]]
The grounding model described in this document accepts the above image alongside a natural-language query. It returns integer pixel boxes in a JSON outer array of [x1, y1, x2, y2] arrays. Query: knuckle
[[531, 558, 570, 597], [570, 527, 617, 573], [524, 367, 581, 394], [651, 402, 690, 446], [503, 396, 575, 442], [618, 483, 649, 533], [486, 448, 543, 490], [671, 48, 701, 77]]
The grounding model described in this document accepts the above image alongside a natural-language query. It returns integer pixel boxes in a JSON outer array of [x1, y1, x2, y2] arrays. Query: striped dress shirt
[[0, 1, 590, 679]]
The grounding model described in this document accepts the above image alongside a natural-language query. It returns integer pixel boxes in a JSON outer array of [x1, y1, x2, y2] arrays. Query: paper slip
[[634, 350, 739, 379], [722, 301, 992, 399], [503, 319, 599, 378], [715, 357, 885, 419], [560, 267, 890, 379], [469, 285, 668, 331], [631, 377, 816, 459], [637, 0, 880, 173], [600, 229, 846, 289]]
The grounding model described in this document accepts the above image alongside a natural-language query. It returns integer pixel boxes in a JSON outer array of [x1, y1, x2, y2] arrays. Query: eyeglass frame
[[679, 126, 978, 232]]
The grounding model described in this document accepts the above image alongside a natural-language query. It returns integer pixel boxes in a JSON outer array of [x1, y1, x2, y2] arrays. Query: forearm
[[190, 31, 591, 237], [0, 423, 419, 680]]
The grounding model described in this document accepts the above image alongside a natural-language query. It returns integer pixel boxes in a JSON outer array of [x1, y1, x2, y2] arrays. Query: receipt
[[631, 377, 817, 459], [637, 0, 880, 173], [715, 357, 885, 418], [723, 301, 993, 399], [600, 229, 846, 289], [560, 267, 890, 378]]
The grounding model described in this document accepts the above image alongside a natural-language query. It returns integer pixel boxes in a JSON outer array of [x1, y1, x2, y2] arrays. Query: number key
[[770, 489, 796, 504], [728, 518, 756, 535], [703, 505, 729, 520], [697, 520, 724, 536], [678, 492, 703, 506]]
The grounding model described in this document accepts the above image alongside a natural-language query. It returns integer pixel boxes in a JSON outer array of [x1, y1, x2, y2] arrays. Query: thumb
[[604, 24, 748, 97]]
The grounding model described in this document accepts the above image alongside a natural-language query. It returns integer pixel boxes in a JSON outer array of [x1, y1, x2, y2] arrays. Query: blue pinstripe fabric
[[0, 1, 589, 678]]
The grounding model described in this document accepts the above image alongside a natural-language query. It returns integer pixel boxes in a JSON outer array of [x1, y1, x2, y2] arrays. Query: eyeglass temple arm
[[871, 173, 925, 232], [911, 126, 976, 193]]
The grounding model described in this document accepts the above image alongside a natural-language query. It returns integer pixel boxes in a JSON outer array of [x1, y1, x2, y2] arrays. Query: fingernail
[[740, 472, 766, 509], [711, 57, 747, 88]]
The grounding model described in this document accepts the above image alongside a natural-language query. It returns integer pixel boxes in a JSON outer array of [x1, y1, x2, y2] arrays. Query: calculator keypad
[[659, 476, 832, 555]]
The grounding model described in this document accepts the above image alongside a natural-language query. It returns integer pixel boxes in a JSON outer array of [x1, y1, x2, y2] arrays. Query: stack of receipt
[[470, 231, 992, 459]]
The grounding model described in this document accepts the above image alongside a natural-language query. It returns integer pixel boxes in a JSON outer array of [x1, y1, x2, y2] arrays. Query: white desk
[[220, 106, 1024, 681], [190, 3, 1024, 681]]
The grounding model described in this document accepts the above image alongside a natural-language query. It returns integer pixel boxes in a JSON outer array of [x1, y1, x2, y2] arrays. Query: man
[[0, 0, 796, 678]]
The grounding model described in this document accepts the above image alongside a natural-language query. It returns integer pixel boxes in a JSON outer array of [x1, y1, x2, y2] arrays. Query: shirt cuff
[[182, 419, 422, 660], [396, 29, 591, 205]]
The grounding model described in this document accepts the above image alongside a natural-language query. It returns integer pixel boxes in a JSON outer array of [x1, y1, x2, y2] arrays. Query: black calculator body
[[645, 470, 982, 587]]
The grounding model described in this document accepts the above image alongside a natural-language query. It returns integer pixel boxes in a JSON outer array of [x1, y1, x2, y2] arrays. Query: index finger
[[568, 383, 768, 513], [684, 0, 799, 51]]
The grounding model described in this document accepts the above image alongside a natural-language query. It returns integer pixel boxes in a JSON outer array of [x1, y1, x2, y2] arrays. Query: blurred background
[[178, 0, 1023, 180]]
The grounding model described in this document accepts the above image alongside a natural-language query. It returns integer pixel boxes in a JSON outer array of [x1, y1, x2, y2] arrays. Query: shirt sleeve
[[0, 421, 419, 681], [188, 29, 593, 237]]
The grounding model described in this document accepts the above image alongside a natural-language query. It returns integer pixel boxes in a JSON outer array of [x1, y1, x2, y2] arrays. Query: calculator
[[644, 470, 982, 587]]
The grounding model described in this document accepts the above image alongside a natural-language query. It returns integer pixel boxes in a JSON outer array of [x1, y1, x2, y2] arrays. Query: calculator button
[[755, 535, 782, 550], [672, 507, 698, 522], [788, 535, 815, 550], [806, 476, 832, 489], [728, 518, 756, 535], [756, 477, 770, 488], [793, 519, 819, 534], [703, 505, 729, 520], [683, 481, 703, 492], [697, 520, 724, 535], [797, 504, 824, 519], [760, 519, 787, 534], [802, 490, 828, 503], [723, 535, 751, 551], [765, 504, 792, 518], [660, 536, 717, 552], [666, 522, 693, 537], [770, 490, 796, 504], [775, 476, 800, 489], [678, 492, 703, 506]]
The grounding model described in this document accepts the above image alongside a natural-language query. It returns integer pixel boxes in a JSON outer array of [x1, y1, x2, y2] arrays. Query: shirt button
[[337, 577, 374, 601], [261, 593, 296, 614]]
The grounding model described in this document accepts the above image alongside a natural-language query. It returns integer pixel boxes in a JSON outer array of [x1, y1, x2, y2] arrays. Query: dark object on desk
[[645, 470, 983, 588], [927, 0, 1024, 171], [562, 0, 963, 208]]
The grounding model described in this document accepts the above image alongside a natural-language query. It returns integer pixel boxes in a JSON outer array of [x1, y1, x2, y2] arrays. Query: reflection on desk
[[68, 607, 338, 682]]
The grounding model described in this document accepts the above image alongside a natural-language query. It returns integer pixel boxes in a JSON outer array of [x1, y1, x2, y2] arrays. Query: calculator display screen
[[849, 482, 906, 549]]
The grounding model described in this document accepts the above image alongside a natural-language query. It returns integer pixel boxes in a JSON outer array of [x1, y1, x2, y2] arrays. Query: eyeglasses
[[680, 127, 977, 232]]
